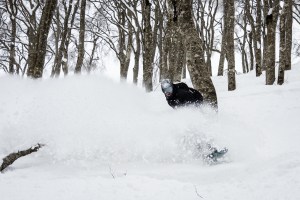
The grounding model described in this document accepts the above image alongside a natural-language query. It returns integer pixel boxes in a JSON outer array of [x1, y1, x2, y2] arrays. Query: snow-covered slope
[[0, 66, 300, 200]]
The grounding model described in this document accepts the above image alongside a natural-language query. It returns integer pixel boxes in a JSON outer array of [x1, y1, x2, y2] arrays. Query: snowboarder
[[161, 79, 203, 109], [161, 79, 228, 163]]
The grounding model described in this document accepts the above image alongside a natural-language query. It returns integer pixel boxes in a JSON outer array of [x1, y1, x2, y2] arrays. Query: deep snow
[[0, 65, 300, 200]]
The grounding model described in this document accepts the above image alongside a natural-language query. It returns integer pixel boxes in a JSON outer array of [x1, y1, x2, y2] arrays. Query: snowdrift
[[0, 66, 300, 200]]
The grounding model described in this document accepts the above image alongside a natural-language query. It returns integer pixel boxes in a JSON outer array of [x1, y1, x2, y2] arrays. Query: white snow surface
[[1, 66, 300, 200]]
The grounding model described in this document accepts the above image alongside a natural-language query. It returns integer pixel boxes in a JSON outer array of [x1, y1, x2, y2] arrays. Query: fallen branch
[[0, 143, 44, 172]]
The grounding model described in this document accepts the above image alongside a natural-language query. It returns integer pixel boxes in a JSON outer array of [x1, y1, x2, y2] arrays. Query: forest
[[0, 0, 299, 107]]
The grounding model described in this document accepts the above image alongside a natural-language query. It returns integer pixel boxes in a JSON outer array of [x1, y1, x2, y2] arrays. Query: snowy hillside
[[0, 65, 300, 200]]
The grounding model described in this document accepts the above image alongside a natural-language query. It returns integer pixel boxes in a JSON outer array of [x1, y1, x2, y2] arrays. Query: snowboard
[[204, 147, 228, 164]]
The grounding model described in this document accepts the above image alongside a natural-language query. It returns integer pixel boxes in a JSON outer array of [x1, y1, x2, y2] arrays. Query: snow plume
[[1, 66, 300, 200], [0, 75, 219, 164]]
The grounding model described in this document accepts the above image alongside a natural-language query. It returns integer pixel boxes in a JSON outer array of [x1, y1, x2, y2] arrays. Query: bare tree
[[255, 0, 263, 76], [90, 0, 135, 80], [51, 0, 79, 77], [142, 0, 153, 91], [278, 0, 287, 85], [265, 0, 280, 85], [217, 1, 228, 76], [171, 0, 218, 107], [74, 0, 86, 74], [278, 0, 293, 84], [5, 0, 17, 74], [285, 0, 293, 70], [194, 0, 219, 76], [27, 0, 58, 78], [117, 1, 133, 79]]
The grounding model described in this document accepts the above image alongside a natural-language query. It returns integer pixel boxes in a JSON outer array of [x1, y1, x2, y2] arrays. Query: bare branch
[[0, 144, 45, 172]]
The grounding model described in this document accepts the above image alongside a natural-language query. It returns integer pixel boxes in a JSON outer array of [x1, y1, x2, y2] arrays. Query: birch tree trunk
[[74, 0, 86, 74]]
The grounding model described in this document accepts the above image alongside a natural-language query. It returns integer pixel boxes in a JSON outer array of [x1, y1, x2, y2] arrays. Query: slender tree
[[51, 0, 77, 77], [265, 0, 280, 85], [74, 0, 86, 74], [5, 0, 17, 74], [285, 0, 292, 70], [278, 0, 287, 85], [217, 1, 229, 76], [142, 0, 153, 91], [226, 0, 236, 90]]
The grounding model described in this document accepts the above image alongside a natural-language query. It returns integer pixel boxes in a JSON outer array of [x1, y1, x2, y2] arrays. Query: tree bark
[[51, 0, 75, 77], [217, 1, 229, 76], [278, 1, 287, 85], [285, 0, 292, 70], [255, 0, 262, 76], [6, 0, 17, 74], [226, 0, 236, 91], [177, 0, 218, 108], [0, 144, 44, 172], [265, 0, 279, 85], [74, 0, 86, 74], [27, 0, 57, 78], [119, 7, 133, 80], [142, 0, 153, 92], [133, 10, 141, 84]]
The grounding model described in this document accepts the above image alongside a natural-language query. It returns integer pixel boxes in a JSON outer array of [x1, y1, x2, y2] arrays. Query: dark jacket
[[166, 82, 203, 108]]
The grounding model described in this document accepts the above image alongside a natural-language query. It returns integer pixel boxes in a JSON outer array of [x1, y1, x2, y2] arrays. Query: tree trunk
[[255, 0, 262, 76], [63, 0, 79, 76], [6, 0, 17, 74], [226, 0, 236, 91], [0, 144, 44, 172], [278, 1, 287, 85], [217, 1, 229, 76], [142, 0, 153, 92], [249, 31, 256, 73], [265, 1, 279, 85], [161, 18, 171, 80], [174, 33, 185, 81], [119, 9, 133, 80], [133, 23, 141, 84], [27, 0, 57, 78], [177, 0, 218, 108], [74, 0, 86, 74], [51, 0, 74, 78], [87, 36, 99, 73], [285, 0, 292, 70]]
